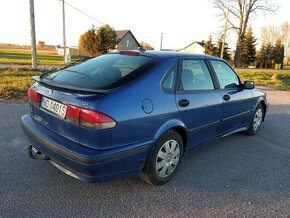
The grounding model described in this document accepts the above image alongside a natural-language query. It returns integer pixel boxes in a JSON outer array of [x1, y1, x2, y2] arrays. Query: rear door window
[[45, 54, 156, 90]]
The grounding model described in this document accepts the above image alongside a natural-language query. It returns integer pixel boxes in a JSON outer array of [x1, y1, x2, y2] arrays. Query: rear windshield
[[45, 53, 156, 90]]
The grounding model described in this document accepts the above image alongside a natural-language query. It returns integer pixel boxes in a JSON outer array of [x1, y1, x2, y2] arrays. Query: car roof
[[111, 50, 223, 61]]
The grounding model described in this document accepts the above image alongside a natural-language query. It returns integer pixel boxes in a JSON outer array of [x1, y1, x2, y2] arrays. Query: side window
[[179, 60, 214, 91], [209, 60, 240, 89], [162, 65, 176, 91]]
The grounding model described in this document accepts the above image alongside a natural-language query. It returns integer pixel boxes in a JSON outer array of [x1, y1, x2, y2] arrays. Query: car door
[[175, 59, 223, 148], [208, 60, 254, 134]]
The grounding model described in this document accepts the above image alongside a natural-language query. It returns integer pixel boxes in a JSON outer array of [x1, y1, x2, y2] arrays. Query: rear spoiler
[[32, 76, 109, 94]]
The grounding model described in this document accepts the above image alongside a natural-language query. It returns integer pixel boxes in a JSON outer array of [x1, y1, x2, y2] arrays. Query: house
[[178, 41, 205, 54], [56, 45, 88, 56], [55, 45, 70, 56], [115, 30, 140, 50]]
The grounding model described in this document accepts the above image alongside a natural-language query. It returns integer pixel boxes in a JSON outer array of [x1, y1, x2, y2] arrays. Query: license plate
[[41, 97, 67, 118]]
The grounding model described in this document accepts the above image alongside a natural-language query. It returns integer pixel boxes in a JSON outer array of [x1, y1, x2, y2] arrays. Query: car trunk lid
[[29, 82, 108, 147]]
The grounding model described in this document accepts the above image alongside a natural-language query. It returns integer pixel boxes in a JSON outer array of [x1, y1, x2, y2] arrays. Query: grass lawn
[[0, 68, 42, 100], [0, 47, 79, 65], [236, 69, 290, 90]]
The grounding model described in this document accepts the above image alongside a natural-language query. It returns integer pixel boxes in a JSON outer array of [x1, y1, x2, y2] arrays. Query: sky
[[0, 0, 289, 50]]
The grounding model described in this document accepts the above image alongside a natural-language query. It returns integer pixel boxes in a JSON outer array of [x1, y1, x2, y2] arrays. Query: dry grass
[[0, 68, 41, 100]]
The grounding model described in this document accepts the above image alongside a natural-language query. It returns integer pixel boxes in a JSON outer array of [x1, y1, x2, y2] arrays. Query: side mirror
[[243, 81, 255, 89]]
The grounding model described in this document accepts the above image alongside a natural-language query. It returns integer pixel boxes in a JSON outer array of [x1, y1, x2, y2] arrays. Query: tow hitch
[[27, 145, 49, 160]]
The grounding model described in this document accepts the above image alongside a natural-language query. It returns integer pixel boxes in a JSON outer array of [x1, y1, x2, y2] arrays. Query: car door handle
[[223, 94, 231, 101], [178, 99, 190, 107]]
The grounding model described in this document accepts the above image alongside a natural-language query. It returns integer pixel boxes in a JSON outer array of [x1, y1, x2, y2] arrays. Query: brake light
[[66, 105, 81, 125], [66, 105, 116, 130], [28, 88, 41, 106], [119, 50, 139, 56]]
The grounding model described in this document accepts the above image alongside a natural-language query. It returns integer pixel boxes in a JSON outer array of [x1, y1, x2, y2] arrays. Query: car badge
[[48, 90, 53, 96], [82, 102, 89, 106]]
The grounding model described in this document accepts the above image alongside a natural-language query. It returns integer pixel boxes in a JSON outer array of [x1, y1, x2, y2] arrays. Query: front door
[[208, 60, 254, 135]]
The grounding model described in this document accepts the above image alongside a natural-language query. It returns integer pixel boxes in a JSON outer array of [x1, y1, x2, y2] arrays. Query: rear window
[[45, 53, 156, 90]]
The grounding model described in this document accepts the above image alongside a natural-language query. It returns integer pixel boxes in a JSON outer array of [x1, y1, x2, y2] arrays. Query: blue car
[[21, 50, 268, 185]]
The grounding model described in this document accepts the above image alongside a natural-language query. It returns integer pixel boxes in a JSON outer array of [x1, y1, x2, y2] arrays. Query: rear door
[[175, 59, 223, 148], [208, 60, 254, 134]]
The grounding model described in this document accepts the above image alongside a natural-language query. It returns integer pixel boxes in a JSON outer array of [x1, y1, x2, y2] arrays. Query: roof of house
[[177, 41, 205, 51], [115, 30, 140, 47], [116, 30, 129, 40]]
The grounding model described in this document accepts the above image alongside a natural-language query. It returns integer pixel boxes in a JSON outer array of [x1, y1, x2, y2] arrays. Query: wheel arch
[[255, 97, 268, 121], [154, 119, 189, 151]]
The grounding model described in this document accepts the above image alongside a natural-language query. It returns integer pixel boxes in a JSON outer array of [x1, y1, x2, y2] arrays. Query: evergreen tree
[[240, 26, 257, 68], [79, 26, 98, 56], [257, 44, 265, 68], [79, 24, 117, 56], [204, 35, 216, 56], [273, 39, 284, 68], [95, 24, 117, 54], [258, 43, 274, 69], [215, 34, 231, 61]]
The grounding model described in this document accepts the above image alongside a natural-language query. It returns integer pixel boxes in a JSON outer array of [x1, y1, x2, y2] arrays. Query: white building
[[178, 41, 205, 54]]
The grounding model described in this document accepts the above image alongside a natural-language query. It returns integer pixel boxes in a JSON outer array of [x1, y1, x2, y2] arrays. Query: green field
[[0, 47, 79, 65], [236, 69, 290, 90], [0, 68, 41, 100]]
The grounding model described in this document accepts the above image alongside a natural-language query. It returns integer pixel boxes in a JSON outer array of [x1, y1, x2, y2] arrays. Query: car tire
[[245, 104, 264, 136], [140, 129, 184, 186]]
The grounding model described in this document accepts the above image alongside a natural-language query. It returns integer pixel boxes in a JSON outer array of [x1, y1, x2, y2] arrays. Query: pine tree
[[257, 44, 266, 68], [258, 43, 274, 69], [273, 39, 284, 68], [79, 24, 117, 56], [204, 35, 216, 56], [215, 34, 231, 61], [79, 26, 98, 56], [95, 24, 117, 54], [240, 26, 257, 68]]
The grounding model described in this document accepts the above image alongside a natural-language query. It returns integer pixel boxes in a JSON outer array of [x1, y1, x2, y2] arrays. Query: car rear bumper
[[21, 114, 151, 183]]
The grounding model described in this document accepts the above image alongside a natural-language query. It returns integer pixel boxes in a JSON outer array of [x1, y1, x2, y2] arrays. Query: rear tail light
[[66, 105, 116, 130], [28, 88, 41, 106]]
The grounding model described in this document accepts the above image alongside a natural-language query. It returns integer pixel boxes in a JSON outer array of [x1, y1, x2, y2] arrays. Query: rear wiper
[[40, 56, 94, 79]]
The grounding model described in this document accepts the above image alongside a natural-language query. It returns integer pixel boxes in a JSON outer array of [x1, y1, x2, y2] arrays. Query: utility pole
[[160, 33, 163, 51], [62, 0, 66, 64], [29, 0, 37, 69], [221, 0, 230, 59]]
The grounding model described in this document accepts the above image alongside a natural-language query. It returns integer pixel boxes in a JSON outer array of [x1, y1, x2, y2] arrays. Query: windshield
[[45, 53, 156, 90]]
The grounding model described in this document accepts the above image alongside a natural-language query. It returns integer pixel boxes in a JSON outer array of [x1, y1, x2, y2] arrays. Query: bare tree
[[213, 0, 278, 67], [260, 22, 290, 65], [261, 22, 290, 45]]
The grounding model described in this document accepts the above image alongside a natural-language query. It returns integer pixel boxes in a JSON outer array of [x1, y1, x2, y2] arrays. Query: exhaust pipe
[[27, 145, 49, 160]]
